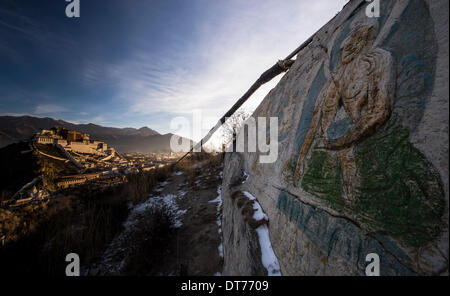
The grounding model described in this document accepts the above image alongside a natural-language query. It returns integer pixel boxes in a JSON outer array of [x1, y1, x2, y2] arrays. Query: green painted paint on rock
[[301, 150, 346, 212], [353, 119, 445, 248], [300, 119, 445, 248]]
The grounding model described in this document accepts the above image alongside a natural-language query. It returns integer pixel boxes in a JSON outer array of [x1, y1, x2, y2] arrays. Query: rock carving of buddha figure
[[295, 24, 395, 202]]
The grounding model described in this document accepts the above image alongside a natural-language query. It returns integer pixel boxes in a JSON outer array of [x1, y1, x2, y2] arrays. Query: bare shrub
[[121, 205, 176, 275]]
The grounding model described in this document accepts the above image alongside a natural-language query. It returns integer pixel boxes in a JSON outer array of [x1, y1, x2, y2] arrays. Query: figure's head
[[340, 24, 378, 64]]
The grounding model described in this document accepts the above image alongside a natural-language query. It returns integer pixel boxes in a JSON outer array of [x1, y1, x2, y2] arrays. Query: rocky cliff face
[[221, 0, 449, 275]]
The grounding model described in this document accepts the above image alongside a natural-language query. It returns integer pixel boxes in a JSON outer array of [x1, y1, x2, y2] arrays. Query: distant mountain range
[[0, 115, 192, 153]]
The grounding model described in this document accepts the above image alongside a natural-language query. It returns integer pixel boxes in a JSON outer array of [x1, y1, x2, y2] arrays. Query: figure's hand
[[324, 138, 339, 150], [324, 137, 348, 150]]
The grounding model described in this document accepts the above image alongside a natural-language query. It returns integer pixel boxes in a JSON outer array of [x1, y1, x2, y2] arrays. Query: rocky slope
[[221, 0, 448, 275]]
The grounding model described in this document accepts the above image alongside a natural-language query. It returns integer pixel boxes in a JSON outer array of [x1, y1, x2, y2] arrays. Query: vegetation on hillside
[[0, 164, 174, 275], [0, 150, 223, 276]]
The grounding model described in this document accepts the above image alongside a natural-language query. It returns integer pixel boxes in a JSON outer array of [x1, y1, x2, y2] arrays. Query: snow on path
[[155, 180, 170, 192], [209, 185, 223, 258], [242, 191, 281, 276]]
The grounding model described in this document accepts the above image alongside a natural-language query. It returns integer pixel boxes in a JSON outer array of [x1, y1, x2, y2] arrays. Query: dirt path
[[89, 163, 223, 276], [174, 166, 223, 275]]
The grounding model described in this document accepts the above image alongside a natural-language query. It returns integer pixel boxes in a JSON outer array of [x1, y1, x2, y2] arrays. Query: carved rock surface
[[222, 0, 448, 275]]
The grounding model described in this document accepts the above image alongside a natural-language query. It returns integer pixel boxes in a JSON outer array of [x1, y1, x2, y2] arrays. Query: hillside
[[0, 142, 40, 201], [0, 152, 225, 276], [0, 141, 82, 201], [0, 116, 191, 153]]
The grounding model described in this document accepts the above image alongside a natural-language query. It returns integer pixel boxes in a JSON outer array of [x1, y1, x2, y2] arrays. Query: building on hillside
[[36, 135, 54, 144], [34, 126, 115, 157], [67, 130, 81, 142], [56, 173, 101, 189]]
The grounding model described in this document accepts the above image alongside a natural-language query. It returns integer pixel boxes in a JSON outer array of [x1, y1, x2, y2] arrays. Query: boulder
[[222, 0, 448, 275]]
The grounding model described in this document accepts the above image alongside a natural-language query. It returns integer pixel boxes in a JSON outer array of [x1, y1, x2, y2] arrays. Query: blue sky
[[0, 0, 347, 140]]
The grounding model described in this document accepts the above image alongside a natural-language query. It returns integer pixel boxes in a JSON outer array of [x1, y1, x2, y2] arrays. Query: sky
[[0, 0, 348, 143]]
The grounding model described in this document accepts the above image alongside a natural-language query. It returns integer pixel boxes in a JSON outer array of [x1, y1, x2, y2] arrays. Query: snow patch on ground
[[209, 183, 224, 277], [139, 193, 187, 228], [255, 226, 281, 276], [155, 180, 170, 192], [242, 191, 281, 276], [92, 182, 187, 275], [209, 186, 223, 209], [209, 185, 223, 257], [242, 191, 268, 222], [118, 189, 187, 251], [218, 242, 223, 258]]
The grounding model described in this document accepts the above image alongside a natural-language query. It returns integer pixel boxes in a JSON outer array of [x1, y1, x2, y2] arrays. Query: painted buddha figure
[[292, 21, 444, 249], [295, 24, 395, 202]]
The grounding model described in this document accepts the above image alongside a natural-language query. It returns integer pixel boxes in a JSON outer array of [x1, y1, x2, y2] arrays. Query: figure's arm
[[325, 54, 393, 150], [295, 82, 338, 181]]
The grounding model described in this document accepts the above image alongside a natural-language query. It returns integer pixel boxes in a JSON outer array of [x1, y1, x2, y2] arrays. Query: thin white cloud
[[33, 104, 68, 115], [1, 0, 349, 144], [75, 0, 348, 141], [113, 0, 346, 119], [0, 112, 29, 117]]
